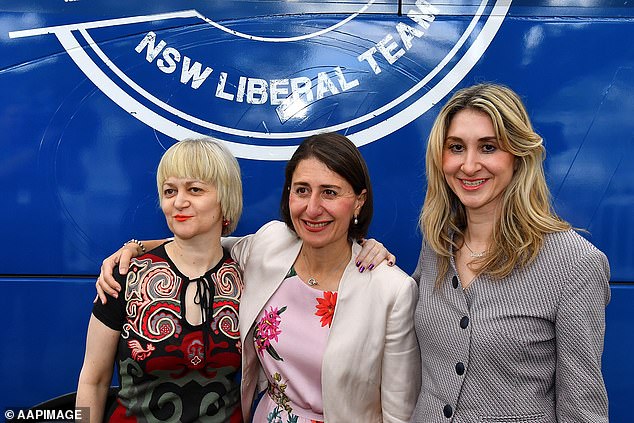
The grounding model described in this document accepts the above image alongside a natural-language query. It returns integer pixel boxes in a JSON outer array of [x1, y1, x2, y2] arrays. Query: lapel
[[239, 226, 303, 341], [325, 241, 370, 339]]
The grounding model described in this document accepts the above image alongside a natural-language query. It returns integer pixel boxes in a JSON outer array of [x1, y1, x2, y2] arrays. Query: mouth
[[174, 215, 192, 222], [460, 178, 487, 188], [302, 220, 331, 231]]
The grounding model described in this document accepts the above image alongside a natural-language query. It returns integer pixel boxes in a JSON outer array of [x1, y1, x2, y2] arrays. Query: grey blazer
[[410, 230, 610, 423]]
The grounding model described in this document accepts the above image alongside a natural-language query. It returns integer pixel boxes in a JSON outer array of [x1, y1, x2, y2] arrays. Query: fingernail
[[368, 264, 374, 270], [355, 261, 361, 267], [359, 266, 365, 273]]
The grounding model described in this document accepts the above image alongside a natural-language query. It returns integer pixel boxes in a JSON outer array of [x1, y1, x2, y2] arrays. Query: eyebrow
[[445, 135, 498, 143], [291, 181, 342, 190], [162, 179, 205, 186]]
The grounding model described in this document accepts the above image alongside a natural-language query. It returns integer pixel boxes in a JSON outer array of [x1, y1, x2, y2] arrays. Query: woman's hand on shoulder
[[95, 242, 140, 304], [355, 238, 396, 273]]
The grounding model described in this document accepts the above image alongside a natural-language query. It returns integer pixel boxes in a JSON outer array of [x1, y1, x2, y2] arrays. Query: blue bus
[[1, 0, 632, 420]]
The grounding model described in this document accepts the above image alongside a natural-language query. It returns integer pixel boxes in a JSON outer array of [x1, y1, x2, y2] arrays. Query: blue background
[[1, 1, 632, 420]]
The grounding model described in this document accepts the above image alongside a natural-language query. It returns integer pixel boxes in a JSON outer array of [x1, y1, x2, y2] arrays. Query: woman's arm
[[555, 249, 610, 422], [380, 277, 421, 422], [95, 234, 250, 303], [97, 227, 396, 302], [96, 239, 165, 303], [76, 315, 120, 423]]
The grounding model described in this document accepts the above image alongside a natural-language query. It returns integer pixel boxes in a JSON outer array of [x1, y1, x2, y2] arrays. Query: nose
[[460, 149, 482, 175], [305, 192, 323, 217], [173, 191, 190, 209]]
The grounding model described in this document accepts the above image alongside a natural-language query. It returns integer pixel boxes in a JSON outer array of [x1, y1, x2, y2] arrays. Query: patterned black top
[[93, 242, 243, 423]]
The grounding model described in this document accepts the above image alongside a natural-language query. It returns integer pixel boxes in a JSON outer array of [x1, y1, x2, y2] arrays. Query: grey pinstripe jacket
[[410, 230, 610, 423]]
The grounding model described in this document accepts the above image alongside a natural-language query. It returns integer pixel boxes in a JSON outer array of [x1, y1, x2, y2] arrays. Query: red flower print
[[315, 291, 338, 327]]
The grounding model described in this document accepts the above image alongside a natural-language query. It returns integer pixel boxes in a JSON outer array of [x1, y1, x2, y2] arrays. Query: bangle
[[124, 239, 146, 254]]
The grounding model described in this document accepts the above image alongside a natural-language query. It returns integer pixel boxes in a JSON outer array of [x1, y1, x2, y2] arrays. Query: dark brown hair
[[280, 132, 373, 240]]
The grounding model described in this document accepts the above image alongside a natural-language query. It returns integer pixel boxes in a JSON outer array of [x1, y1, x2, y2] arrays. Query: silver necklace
[[463, 240, 486, 258], [302, 250, 349, 287]]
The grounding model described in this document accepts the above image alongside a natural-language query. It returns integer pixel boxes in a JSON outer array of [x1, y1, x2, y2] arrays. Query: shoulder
[[218, 252, 241, 273], [123, 246, 174, 288], [255, 220, 293, 236], [131, 242, 169, 265], [126, 248, 169, 276], [251, 220, 295, 239], [373, 261, 413, 281], [531, 230, 610, 298], [542, 230, 609, 270], [368, 262, 418, 298], [248, 220, 299, 247]]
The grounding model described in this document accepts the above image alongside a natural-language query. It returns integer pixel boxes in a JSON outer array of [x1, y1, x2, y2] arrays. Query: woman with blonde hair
[[77, 138, 245, 422], [411, 83, 610, 422], [94, 133, 417, 422]]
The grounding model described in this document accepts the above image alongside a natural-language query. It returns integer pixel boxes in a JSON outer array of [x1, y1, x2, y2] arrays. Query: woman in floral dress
[[96, 133, 419, 422], [230, 133, 420, 422]]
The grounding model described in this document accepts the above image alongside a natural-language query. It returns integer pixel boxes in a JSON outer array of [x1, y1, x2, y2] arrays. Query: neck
[[301, 239, 352, 274], [463, 210, 496, 256], [465, 207, 495, 240], [167, 234, 223, 278]]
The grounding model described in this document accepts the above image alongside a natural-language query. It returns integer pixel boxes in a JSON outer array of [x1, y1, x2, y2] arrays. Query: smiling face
[[442, 108, 516, 216], [288, 157, 366, 250], [161, 177, 223, 241]]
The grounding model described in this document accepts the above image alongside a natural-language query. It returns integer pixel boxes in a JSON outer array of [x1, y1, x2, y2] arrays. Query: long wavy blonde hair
[[421, 83, 570, 286]]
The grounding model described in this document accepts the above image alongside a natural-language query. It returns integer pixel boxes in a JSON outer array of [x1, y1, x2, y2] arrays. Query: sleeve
[[555, 248, 610, 423], [225, 234, 254, 269], [411, 238, 428, 286], [223, 221, 279, 268], [220, 236, 242, 253], [381, 276, 422, 423], [411, 249, 423, 286], [92, 269, 127, 331]]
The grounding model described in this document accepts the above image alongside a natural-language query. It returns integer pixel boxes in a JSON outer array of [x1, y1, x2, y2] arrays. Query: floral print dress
[[252, 268, 337, 423]]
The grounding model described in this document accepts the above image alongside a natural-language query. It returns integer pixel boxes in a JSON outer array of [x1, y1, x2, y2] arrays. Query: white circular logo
[[10, 0, 511, 159]]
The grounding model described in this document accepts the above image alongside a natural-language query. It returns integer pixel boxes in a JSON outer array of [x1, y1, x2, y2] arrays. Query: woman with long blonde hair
[[411, 83, 610, 422]]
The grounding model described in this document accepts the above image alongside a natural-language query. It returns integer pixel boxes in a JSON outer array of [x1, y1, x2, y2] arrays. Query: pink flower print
[[254, 306, 286, 361]]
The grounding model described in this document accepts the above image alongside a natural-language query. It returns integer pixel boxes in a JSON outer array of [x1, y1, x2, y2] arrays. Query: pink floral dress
[[252, 268, 337, 423]]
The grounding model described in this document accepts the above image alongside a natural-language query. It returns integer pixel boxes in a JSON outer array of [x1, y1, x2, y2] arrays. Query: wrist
[[124, 238, 146, 255]]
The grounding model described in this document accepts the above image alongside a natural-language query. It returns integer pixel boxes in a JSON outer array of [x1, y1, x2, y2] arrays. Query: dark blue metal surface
[[1, 1, 632, 420]]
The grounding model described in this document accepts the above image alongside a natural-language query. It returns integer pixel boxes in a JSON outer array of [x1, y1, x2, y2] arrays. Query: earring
[[353, 215, 358, 225], [222, 218, 230, 227]]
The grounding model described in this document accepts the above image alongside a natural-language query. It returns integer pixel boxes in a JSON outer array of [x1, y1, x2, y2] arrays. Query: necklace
[[301, 249, 350, 287], [463, 240, 486, 258]]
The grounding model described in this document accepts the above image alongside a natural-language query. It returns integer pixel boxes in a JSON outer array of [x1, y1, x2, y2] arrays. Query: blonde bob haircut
[[157, 138, 243, 235], [421, 83, 570, 285]]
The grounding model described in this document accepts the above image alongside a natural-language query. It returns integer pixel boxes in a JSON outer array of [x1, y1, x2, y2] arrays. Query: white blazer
[[229, 221, 420, 423]]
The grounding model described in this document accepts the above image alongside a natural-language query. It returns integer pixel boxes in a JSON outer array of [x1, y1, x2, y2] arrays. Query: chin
[[296, 232, 328, 247]]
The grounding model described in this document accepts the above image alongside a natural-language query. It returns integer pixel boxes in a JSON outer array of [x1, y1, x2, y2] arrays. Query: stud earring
[[353, 215, 358, 225]]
